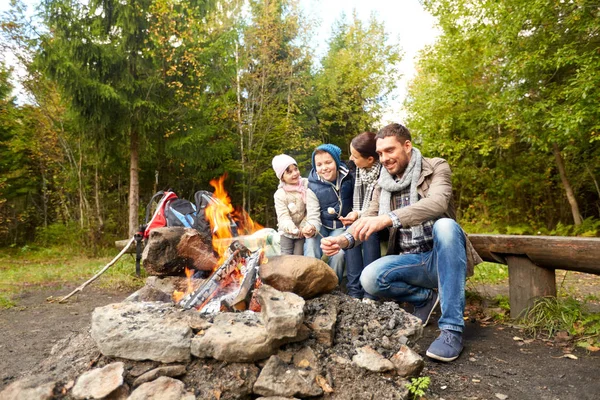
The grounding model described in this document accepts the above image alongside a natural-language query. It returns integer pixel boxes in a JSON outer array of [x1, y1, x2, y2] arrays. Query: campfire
[[2, 175, 428, 400], [173, 175, 268, 313]]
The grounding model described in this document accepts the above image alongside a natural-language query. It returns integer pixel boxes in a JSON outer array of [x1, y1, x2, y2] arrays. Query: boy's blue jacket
[[308, 164, 354, 230]]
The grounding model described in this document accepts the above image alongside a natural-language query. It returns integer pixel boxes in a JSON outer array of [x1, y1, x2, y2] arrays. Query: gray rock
[[0, 377, 55, 400], [181, 310, 212, 331], [259, 255, 338, 299], [127, 377, 194, 400], [352, 346, 395, 372], [390, 344, 425, 378], [104, 384, 129, 400], [91, 302, 192, 363], [292, 346, 318, 369], [257, 285, 305, 340], [133, 365, 187, 388], [189, 362, 259, 400], [72, 362, 124, 399], [256, 398, 300, 400], [190, 312, 306, 362], [253, 356, 323, 398], [145, 276, 191, 295], [125, 285, 174, 303], [392, 313, 423, 343], [309, 301, 338, 347]]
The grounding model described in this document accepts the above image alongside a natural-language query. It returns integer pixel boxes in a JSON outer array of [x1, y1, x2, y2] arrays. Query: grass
[[470, 262, 508, 284], [468, 263, 600, 349], [0, 245, 145, 308], [520, 296, 600, 350]]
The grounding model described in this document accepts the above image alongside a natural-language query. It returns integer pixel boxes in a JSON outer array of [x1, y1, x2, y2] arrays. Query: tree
[[233, 0, 314, 222], [39, 0, 174, 236], [313, 11, 401, 152], [407, 0, 600, 229]]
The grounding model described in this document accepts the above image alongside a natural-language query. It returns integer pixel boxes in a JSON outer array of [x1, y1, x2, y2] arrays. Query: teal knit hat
[[312, 144, 342, 169]]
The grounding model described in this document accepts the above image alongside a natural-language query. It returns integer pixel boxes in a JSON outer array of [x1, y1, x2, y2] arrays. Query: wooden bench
[[468, 234, 600, 318]]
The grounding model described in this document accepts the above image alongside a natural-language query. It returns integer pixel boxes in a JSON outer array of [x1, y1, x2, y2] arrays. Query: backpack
[[133, 189, 238, 276]]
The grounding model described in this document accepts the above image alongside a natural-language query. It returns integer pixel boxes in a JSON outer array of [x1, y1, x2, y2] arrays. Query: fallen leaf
[[513, 336, 524, 341], [316, 375, 334, 393], [563, 354, 578, 360]]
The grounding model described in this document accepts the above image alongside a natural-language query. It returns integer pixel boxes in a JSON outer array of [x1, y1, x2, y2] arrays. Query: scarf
[[353, 162, 381, 212], [378, 147, 424, 239], [279, 178, 307, 202]]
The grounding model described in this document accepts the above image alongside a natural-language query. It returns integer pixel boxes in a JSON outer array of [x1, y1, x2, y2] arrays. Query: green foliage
[[405, 376, 430, 400], [4, 0, 598, 245], [520, 296, 600, 349], [470, 262, 508, 284], [408, 0, 600, 228], [34, 222, 85, 247], [495, 295, 510, 312], [549, 217, 600, 237]]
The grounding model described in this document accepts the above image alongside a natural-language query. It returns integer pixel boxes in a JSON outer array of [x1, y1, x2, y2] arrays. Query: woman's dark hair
[[351, 132, 379, 160]]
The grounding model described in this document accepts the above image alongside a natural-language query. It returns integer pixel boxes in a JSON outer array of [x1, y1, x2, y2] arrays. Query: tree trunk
[[235, 41, 247, 212], [95, 163, 104, 229], [552, 143, 582, 225], [41, 170, 48, 228], [77, 137, 90, 229], [128, 128, 140, 237], [585, 165, 600, 201]]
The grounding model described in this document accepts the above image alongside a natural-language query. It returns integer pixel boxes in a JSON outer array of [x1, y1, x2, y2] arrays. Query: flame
[[172, 267, 195, 303], [205, 174, 264, 263], [205, 175, 236, 264], [233, 207, 264, 235]]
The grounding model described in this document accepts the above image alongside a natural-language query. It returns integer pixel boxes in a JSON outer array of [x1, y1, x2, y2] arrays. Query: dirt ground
[[1, 276, 600, 399]]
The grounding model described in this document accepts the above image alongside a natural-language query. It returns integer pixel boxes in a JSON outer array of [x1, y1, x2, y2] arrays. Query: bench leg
[[506, 255, 556, 318]]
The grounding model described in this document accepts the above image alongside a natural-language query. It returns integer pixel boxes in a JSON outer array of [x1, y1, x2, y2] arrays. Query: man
[[321, 123, 482, 362]]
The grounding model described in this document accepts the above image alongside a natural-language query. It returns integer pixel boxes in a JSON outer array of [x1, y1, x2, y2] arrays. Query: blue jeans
[[305, 226, 346, 282], [360, 218, 467, 332], [345, 231, 380, 298]]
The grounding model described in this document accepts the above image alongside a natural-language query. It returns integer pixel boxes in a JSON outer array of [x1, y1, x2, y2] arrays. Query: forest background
[[0, 0, 599, 251]]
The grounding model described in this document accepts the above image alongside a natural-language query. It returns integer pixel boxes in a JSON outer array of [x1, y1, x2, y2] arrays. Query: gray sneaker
[[412, 291, 439, 327], [426, 329, 464, 362]]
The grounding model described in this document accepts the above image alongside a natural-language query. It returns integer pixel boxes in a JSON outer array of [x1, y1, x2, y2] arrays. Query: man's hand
[[352, 215, 392, 241], [320, 235, 349, 257], [338, 211, 358, 226]]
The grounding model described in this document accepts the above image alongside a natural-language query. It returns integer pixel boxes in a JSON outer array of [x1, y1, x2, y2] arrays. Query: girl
[[272, 154, 320, 255], [339, 132, 382, 300]]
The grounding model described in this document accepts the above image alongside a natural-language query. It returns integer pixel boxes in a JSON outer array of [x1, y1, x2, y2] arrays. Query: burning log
[[179, 241, 252, 311], [222, 249, 263, 312]]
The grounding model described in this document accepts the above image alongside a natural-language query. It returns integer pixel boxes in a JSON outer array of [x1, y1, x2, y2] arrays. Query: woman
[[339, 132, 382, 301]]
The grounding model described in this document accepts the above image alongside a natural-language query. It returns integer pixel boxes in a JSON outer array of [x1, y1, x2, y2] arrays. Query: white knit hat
[[272, 154, 297, 181]]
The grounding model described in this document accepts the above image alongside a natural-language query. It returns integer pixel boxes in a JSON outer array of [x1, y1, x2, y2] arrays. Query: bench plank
[[469, 234, 600, 274]]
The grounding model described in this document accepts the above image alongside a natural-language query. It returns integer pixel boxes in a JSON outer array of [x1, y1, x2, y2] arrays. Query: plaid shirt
[[391, 187, 436, 254]]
